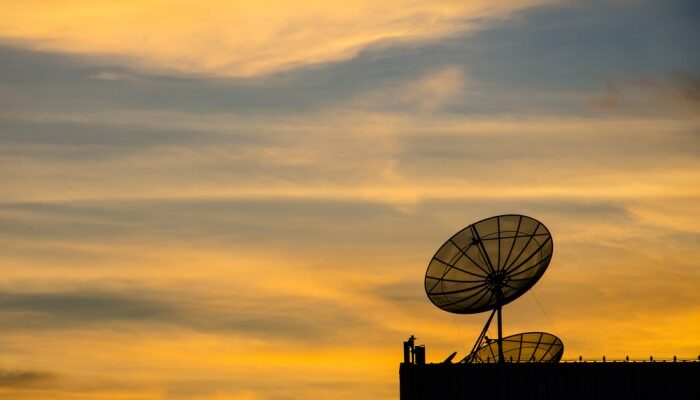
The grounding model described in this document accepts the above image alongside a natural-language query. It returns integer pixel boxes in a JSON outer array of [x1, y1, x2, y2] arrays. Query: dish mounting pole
[[497, 305, 504, 363], [496, 287, 505, 363]]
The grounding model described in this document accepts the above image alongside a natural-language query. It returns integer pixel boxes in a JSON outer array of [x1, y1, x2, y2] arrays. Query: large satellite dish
[[424, 214, 561, 364], [425, 214, 553, 314], [472, 332, 564, 363]]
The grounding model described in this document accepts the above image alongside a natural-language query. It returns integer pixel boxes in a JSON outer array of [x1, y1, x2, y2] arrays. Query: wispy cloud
[[0, 370, 56, 388], [590, 74, 700, 114], [354, 66, 467, 112], [0, 287, 396, 344], [0, 0, 551, 77]]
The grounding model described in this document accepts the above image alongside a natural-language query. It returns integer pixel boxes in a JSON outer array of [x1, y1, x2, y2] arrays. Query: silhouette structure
[[400, 214, 697, 399], [400, 360, 698, 399], [425, 214, 560, 363]]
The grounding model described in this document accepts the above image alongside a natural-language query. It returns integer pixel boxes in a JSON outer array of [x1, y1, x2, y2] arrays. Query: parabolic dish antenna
[[425, 214, 553, 314], [472, 332, 564, 363]]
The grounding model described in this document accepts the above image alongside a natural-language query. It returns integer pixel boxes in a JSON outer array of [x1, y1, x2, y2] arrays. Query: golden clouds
[[2, 109, 698, 207], [0, 0, 549, 76], [1, 2, 699, 398]]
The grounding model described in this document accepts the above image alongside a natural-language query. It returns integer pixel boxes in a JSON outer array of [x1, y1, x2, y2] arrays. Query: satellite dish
[[423, 214, 560, 364], [425, 214, 553, 314], [471, 332, 563, 363]]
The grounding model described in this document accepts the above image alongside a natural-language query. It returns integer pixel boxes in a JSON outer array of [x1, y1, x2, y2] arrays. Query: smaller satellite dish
[[471, 332, 563, 363]]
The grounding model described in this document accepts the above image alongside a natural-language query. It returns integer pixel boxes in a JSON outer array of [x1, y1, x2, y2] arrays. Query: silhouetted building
[[399, 357, 698, 400]]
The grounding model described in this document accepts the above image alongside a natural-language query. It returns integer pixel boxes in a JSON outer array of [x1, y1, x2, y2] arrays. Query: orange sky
[[1, 1, 699, 399]]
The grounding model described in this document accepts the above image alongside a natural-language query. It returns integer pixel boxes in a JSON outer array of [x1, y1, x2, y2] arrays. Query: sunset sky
[[1, 1, 699, 399]]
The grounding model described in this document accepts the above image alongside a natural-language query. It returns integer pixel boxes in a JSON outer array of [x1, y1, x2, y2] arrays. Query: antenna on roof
[[424, 214, 563, 363]]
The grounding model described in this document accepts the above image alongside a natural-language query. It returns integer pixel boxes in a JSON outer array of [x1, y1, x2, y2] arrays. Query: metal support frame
[[463, 293, 505, 363], [496, 288, 504, 363], [497, 305, 504, 363], [461, 309, 496, 363]]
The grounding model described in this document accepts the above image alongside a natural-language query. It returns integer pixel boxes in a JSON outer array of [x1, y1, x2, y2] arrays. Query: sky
[[0, 0, 699, 399]]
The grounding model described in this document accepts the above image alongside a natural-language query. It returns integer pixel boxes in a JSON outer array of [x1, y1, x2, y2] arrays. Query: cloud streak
[[0, 287, 397, 345], [0, 0, 551, 77], [0, 370, 55, 388]]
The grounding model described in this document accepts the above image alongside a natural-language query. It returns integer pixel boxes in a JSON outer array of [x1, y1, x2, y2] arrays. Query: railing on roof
[[561, 355, 700, 363]]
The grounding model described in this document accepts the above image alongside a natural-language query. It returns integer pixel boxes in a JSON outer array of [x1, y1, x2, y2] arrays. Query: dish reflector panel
[[472, 332, 564, 363], [425, 214, 553, 314]]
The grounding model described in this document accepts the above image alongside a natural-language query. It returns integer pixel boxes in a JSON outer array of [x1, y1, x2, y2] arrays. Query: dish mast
[[424, 214, 563, 363]]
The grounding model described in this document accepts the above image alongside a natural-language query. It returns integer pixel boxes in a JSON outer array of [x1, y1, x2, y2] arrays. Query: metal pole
[[464, 309, 497, 363], [497, 305, 504, 363]]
